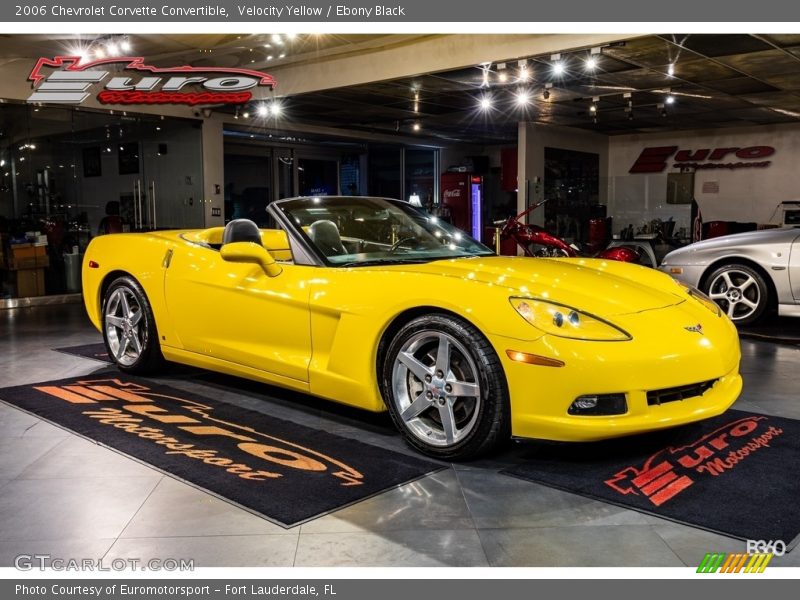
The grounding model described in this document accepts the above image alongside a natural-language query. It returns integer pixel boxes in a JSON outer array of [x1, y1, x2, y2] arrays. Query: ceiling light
[[279, 53, 286, 59], [518, 59, 530, 82], [413, 101, 419, 112], [94, 47, 105, 59], [257, 104, 269, 117], [479, 95, 493, 111], [413, 122, 421, 131], [589, 103, 597, 113], [515, 90, 531, 106], [552, 62, 564, 75], [666, 95, 675, 104], [106, 43, 118, 56], [270, 102, 283, 117], [234, 108, 239, 119], [286, 33, 297, 40], [267, 55, 274, 61], [120, 40, 131, 52], [668, 64, 675, 76], [271, 34, 282, 43], [498, 71, 508, 83], [585, 57, 598, 70], [242, 111, 250, 119]]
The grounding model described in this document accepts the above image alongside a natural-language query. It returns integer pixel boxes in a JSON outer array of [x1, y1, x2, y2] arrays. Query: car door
[[163, 243, 312, 384]]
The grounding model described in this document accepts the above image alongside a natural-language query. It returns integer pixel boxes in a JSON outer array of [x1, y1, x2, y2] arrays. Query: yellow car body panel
[[83, 228, 742, 442]]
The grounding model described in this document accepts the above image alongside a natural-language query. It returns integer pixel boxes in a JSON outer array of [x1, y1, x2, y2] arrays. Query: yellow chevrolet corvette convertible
[[82, 196, 742, 459]]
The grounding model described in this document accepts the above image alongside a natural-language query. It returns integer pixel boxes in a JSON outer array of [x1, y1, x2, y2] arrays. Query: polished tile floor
[[1, 304, 798, 567]]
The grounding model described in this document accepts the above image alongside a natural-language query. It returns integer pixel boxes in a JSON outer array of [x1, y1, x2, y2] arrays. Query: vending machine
[[441, 172, 483, 240]]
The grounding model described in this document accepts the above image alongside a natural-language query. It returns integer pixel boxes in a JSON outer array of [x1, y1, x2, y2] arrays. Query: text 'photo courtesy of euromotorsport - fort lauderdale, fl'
[[0, 0, 799, 597]]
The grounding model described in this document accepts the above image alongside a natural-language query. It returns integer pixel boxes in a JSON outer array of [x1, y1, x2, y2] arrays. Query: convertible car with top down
[[82, 196, 742, 459]]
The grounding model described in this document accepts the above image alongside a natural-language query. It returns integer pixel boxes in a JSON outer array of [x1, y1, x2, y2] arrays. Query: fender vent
[[647, 379, 717, 406]]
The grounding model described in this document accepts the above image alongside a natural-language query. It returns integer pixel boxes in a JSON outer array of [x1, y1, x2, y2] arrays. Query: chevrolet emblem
[[684, 324, 704, 334]]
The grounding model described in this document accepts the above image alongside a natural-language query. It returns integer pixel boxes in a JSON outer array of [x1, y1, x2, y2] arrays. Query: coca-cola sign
[[629, 145, 775, 174], [27, 56, 276, 106]]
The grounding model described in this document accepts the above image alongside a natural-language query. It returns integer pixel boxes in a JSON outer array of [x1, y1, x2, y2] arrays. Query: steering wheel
[[388, 237, 417, 253]]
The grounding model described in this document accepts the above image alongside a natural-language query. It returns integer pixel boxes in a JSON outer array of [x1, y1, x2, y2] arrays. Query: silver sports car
[[659, 227, 800, 325]]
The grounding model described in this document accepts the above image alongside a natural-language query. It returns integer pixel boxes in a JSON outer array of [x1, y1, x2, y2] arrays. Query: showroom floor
[[1, 304, 798, 568]]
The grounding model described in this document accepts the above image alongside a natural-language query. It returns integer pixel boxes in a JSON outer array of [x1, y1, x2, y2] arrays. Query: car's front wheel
[[380, 314, 510, 460], [704, 263, 770, 325], [102, 275, 165, 374]]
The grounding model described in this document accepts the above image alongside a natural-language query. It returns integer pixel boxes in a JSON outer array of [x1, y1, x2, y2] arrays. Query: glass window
[[298, 158, 338, 196], [405, 149, 436, 207]]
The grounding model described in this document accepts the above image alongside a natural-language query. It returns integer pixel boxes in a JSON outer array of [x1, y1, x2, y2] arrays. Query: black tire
[[101, 275, 165, 374], [379, 313, 510, 460], [703, 263, 770, 326]]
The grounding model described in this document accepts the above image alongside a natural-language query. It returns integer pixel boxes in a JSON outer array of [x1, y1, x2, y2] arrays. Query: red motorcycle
[[494, 199, 640, 263]]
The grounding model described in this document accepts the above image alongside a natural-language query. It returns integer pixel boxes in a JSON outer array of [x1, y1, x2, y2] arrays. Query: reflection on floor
[[1, 304, 799, 567]]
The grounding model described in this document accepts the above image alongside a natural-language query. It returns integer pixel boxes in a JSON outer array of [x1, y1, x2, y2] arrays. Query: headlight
[[677, 282, 721, 317], [509, 297, 632, 341]]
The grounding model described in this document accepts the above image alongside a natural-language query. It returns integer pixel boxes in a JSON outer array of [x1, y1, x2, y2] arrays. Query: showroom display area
[[2, 24, 800, 582], [2, 303, 800, 568]]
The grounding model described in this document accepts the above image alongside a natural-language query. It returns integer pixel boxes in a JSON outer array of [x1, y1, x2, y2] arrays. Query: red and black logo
[[27, 56, 276, 106], [629, 145, 775, 173], [605, 416, 783, 506]]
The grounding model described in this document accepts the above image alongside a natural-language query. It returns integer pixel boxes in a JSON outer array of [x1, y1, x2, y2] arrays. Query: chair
[[222, 219, 262, 246], [309, 220, 346, 256]]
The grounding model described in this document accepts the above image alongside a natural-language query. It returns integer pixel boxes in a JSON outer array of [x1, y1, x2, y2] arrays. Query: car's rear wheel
[[380, 314, 510, 460], [102, 276, 165, 374], [704, 263, 769, 325]]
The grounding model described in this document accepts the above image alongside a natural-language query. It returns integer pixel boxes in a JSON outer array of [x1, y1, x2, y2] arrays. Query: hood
[[386, 255, 684, 317], [674, 227, 800, 253]]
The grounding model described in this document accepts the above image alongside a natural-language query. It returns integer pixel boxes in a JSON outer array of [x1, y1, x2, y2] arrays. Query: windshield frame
[[268, 196, 495, 268]]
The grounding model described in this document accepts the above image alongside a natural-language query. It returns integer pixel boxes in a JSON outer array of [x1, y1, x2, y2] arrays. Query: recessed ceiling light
[[479, 95, 493, 111], [586, 57, 597, 70]]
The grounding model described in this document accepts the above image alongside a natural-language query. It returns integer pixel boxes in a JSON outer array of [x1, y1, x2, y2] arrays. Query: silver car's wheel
[[391, 330, 481, 448], [380, 313, 510, 460], [102, 276, 165, 373], [105, 287, 145, 367], [705, 264, 769, 325]]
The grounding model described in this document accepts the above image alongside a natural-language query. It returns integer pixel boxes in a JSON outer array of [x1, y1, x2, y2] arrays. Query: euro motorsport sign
[[27, 56, 276, 106]]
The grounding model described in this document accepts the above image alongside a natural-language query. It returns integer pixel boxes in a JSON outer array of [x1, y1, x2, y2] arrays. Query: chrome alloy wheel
[[708, 268, 761, 321], [104, 287, 145, 367], [390, 330, 481, 447]]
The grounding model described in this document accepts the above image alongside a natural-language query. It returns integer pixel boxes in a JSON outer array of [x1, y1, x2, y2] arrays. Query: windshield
[[275, 196, 494, 266]]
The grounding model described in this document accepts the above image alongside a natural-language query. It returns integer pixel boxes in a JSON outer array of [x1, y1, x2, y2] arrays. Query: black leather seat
[[309, 220, 346, 256], [222, 219, 262, 246]]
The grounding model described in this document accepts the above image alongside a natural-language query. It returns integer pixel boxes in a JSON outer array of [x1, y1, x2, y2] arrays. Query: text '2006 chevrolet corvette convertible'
[[83, 196, 742, 459]]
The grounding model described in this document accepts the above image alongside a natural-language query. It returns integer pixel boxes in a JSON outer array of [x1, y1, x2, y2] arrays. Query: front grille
[[646, 379, 717, 406]]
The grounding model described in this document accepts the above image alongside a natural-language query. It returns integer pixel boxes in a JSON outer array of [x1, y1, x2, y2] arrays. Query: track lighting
[[413, 122, 421, 132], [668, 64, 675, 76], [257, 104, 269, 117], [518, 59, 530, 82], [478, 95, 493, 111], [515, 90, 531, 106], [543, 83, 553, 100], [585, 57, 598, 70], [551, 53, 564, 75], [666, 95, 675, 105]]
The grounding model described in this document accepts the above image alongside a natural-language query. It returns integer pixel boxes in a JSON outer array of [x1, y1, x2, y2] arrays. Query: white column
[[201, 119, 224, 227]]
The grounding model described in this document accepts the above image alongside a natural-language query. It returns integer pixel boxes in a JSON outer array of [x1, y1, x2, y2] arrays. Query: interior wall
[[608, 122, 800, 233]]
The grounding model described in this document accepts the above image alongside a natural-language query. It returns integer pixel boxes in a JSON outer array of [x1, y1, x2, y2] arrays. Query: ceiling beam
[[263, 34, 638, 97]]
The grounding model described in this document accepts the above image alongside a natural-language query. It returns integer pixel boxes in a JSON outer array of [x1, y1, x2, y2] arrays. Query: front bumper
[[491, 299, 742, 441]]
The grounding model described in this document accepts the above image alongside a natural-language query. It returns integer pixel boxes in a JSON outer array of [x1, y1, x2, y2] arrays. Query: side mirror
[[220, 242, 282, 278]]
